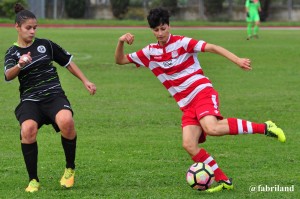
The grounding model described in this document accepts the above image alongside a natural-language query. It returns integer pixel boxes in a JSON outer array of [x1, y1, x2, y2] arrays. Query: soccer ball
[[186, 162, 215, 191]]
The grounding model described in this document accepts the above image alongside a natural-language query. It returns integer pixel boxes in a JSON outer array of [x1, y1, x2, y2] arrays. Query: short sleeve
[[245, 0, 249, 7], [4, 47, 17, 81], [127, 46, 150, 67], [48, 40, 73, 67]]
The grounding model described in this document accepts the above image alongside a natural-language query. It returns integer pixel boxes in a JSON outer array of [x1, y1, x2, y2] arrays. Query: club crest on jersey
[[163, 60, 173, 68], [37, 45, 46, 53]]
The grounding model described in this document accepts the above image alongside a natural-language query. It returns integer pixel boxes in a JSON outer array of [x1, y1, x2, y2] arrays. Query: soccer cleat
[[265, 121, 286, 143], [205, 178, 233, 193], [60, 168, 75, 188], [246, 35, 253, 40], [25, 179, 40, 193]]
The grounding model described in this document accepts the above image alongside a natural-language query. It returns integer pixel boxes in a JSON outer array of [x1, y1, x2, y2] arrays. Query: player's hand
[[84, 81, 97, 95], [119, 33, 134, 45], [18, 52, 32, 67], [237, 58, 252, 71]]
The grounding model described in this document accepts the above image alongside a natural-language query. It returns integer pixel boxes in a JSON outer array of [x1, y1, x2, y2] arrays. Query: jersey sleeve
[[182, 37, 206, 53], [127, 46, 150, 68], [4, 47, 17, 81], [245, 0, 249, 7], [48, 40, 73, 67]]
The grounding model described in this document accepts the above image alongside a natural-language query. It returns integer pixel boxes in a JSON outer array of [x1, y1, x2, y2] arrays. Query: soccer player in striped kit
[[115, 8, 286, 193], [4, 3, 96, 192]]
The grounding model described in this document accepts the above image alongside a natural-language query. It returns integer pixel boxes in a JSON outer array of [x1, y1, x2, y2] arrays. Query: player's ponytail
[[15, 3, 36, 26], [14, 3, 25, 14]]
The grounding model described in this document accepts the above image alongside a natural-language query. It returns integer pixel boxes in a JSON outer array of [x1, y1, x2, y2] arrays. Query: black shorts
[[15, 94, 73, 132]]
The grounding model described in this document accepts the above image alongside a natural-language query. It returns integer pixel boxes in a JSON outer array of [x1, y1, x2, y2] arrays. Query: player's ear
[[15, 23, 20, 31]]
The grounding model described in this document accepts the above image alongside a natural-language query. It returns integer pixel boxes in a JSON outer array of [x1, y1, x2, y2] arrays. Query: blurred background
[[0, 0, 300, 22]]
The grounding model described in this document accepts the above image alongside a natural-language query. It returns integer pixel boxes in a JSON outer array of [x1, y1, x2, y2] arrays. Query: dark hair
[[15, 3, 36, 26], [147, 8, 170, 29]]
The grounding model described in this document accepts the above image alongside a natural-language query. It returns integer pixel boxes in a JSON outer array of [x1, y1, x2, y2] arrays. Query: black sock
[[21, 142, 39, 182], [61, 136, 77, 169]]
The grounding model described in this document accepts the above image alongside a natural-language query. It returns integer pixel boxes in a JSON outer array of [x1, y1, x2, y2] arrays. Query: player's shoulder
[[146, 41, 162, 51], [33, 38, 61, 52], [33, 38, 52, 45], [5, 45, 16, 52], [172, 34, 193, 43], [172, 34, 185, 40]]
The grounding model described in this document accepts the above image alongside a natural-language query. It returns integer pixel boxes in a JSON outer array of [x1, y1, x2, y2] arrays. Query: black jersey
[[4, 38, 72, 101]]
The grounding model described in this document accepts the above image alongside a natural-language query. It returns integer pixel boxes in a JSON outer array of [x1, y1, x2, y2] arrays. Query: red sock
[[192, 148, 228, 182], [227, 118, 265, 135]]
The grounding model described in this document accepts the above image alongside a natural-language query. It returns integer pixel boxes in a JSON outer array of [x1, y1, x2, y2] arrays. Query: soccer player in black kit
[[3, 3, 96, 192]]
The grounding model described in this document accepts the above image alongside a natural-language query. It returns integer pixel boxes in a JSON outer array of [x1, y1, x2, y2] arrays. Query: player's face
[[152, 23, 170, 46], [16, 18, 37, 44]]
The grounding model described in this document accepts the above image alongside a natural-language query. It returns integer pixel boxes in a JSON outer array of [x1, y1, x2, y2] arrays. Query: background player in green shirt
[[245, 0, 262, 40]]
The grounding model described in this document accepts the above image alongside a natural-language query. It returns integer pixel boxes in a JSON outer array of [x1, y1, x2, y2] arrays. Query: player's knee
[[182, 141, 198, 155], [56, 109, 75, 131], [21, 123, 38, 142], [203, 126, 218, 136], [58, 118, 76, 139], [57, 116, 74, 130]]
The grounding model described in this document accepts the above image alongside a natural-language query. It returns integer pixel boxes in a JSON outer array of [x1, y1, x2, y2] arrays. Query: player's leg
[[246, 13, 253, 39], [43, 95, 77, 188], [200, 116, 264, 136], [21, 120, 41, 192], [15, 101, 41, 192], [247, 22, 253, 40], [182, 125, 230, 183], [193, 115, 233, 193], [55, 109, 76, 188], [200, 117, 286, 142], [253, 20, 260, 38]]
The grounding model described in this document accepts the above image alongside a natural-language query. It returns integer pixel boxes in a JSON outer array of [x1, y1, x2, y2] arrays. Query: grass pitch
[[0, 26, 299, 198]]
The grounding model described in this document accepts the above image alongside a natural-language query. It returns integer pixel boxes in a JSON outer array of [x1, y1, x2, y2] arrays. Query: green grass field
[[0, 26, 299, 199]]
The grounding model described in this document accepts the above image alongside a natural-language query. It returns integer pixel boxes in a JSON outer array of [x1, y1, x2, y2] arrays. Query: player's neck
[[16, 38, 34, 48]]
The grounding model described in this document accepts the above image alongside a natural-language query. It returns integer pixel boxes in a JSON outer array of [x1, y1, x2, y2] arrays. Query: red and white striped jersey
[[127, 34, 213, 110]]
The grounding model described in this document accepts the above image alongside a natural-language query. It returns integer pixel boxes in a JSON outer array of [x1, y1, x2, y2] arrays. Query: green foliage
[[150, 0, 178, 14], [0, 0, 27, 18], [64, 0, 86, 18], [204, 0, 225, 17], [110, 0, 130, 19], [178, 0, 188, 7], [129, 0, 144, 7], [126, 7, 145, 20]]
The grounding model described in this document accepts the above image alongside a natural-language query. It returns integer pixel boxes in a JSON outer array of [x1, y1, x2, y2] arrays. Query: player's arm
[[204, 43, 252, 71], [245, 0, 249, 15], [66, 61, 96, 95], [245, 0, 249, 11], [258, 2, 262, 12], [115, 33, 134, 65], [5, 52, 32, 81]]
